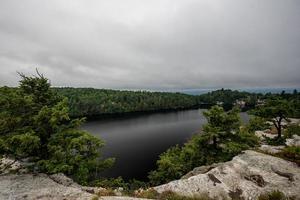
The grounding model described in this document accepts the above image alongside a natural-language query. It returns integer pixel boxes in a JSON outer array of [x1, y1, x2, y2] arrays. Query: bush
[[93, 177, 149, 195], [135, 190, 215, 200], [258, 190, 290, 200], [94, 177, 129, 190], [135, 188, 159, 199], [284, 124, 300, 138], [264, 136, 286, 146], [278, 146, 300, 166], [159, 191, 214, 200], [247, 116, 269, 132]]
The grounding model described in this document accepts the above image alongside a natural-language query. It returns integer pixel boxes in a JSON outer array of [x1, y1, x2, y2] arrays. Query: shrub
[[284, 124, 300, 138], [279, 146, 300, 166], [135, 188, 159, 199], [96, 188, 115, 196], [258, 190, 289, 200], [94, 177, 129, 190], [247, 116, 269, 132], [158, 191, 214, 200], [90, 196, 99, 200], [264, 136, 286, 146]]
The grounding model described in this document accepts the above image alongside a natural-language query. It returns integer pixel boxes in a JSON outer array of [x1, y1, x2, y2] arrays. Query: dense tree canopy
[[55, 88, 201, 118], [0, 73, 114, 184], [197, 89, 262, 111]]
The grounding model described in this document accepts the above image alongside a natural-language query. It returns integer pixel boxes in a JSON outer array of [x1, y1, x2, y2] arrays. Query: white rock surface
[[255, 131, 277, 139], [0, 173, 151, 200], [258, 145, 285, 154], [0, 173, 95, 200], [154, 150, 300, 200], [286, 135, 300, 147]]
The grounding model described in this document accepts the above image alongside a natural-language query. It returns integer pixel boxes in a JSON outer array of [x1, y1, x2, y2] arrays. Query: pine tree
[[0, 72, 114, 184]]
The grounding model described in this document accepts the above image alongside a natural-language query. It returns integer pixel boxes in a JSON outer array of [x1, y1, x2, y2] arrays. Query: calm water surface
[[81, 109, 249, 180]]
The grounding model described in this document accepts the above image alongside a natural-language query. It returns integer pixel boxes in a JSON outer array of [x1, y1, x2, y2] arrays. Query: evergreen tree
[[253, 98, 293, 139], [0, 72, 114, 184]]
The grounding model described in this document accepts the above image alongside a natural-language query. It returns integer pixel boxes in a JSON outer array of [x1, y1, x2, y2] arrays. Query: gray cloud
[[0, 0, 300, 89]]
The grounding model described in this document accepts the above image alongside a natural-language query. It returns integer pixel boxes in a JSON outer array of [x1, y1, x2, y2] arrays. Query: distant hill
[[178, 88, 300, 95]]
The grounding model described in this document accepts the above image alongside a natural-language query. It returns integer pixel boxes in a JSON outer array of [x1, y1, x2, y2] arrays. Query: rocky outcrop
[[0, 172, 151, 200], [0, 173, 96, 200], [154, 150, 300, 200], [181, 163, 224, 179]]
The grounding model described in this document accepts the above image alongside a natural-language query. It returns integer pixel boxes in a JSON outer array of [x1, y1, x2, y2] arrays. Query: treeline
[[54, 88, 202, 118], [54, 87, 300, 118], [198, 88, 300, 115], [4, 86, 299, 118], [197, 88, 261, 110], [54, 88, 259, 118]]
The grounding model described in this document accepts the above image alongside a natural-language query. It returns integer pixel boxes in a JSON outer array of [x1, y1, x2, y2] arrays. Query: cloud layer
[[1, 0, 300, 89]]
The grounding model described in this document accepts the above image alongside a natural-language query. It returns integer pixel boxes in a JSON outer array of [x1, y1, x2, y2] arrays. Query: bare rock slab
[[154, 150, 300, 200], [0, 173, 95, 200]]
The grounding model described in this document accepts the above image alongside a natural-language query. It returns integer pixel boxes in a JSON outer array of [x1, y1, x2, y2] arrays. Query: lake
[[81, 109, 249, 181]]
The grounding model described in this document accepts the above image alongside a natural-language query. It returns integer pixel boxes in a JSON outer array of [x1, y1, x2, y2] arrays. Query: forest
[[54, 88, 202, 118], [2, 86, 299, 119], [55, 87, 300, 118]]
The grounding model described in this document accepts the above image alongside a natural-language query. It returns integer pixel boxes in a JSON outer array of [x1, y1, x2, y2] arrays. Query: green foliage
[[136, 190, 215, 200], [197, 88, 261, 111], [158, 191, 214, 200], [7, 132, 40, 157], [54, 88, 201, 118], [149, 106, 259, 185], [0, 72, 113, 184], [258, 190, 290, 200], [247, 116, 269, 133], [94, 177, 149, 193], [264, 136, 286, 146], [95, 177, 129, 189], [284, 124, 300, 138], [278, 146, 300, 166], [91, 196, 99, 200], [253, 98, 293, 138], [202, 106, 241, 149], [134, 188, 159, 199], [148, 145, 186, 185]]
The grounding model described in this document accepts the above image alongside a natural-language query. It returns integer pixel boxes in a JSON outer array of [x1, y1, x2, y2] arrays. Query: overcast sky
[[0, 0, 299, 90]]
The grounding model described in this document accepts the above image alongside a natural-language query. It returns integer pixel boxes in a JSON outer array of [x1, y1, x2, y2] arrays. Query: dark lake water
[[81, 109, 249, 181]]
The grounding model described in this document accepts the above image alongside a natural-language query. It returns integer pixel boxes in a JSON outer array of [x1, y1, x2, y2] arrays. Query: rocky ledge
[[0, 173, 97, 200], [154, 150, 300, 200]]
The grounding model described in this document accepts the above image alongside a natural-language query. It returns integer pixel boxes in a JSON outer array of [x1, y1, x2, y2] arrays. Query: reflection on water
[[81, 109, 249, 180]]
